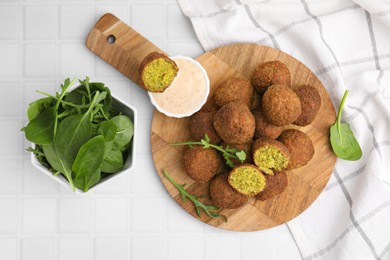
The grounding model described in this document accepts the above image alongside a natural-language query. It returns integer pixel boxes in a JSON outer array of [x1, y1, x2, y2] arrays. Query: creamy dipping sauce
[[150, 57, 208, 115]]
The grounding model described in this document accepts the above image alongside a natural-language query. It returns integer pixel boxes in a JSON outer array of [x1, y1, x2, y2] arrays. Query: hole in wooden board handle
[[107, 34, 116, 44], [86, 13, 167, 87]]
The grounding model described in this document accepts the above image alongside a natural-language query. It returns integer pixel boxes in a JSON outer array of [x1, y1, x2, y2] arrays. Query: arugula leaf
[[163, 170, 227, 222], [235, 150, 247, 162], [330, 90, 362, 160], [171, 134, 246, 167]]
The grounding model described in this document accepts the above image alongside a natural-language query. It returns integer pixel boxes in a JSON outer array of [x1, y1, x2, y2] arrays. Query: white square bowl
[[30, 90, 137, 194]]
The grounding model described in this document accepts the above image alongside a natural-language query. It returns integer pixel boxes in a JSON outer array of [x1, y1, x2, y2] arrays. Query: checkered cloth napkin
[[176, 0, 390, 259]]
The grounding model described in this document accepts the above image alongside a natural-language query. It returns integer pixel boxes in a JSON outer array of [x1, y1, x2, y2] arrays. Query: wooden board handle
[[86, 13, 166, 86]]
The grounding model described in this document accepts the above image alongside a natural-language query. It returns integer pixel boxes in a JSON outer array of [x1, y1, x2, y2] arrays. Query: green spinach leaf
[[97, 120, 117, 156], [42, 143, 75, 189], [27, 97, 54, 121], [330, 90, 362, 160], [54, 114, 92, 169], [74, 170, 101, 192], [101, 149, 124, 173], [51, 90, 106, 189], [111, 115, 134, 150], [24, 106, 56, 145], [72, 135, 105, 191]]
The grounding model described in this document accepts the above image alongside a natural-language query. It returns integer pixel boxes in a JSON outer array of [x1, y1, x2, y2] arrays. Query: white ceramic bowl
[[30, 89, 137, 194], [148, 56, 210, 118]]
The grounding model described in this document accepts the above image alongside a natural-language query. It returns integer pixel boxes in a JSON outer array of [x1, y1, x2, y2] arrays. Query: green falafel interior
[[228, 165, 266, 196], [141, 58, 178, 92], [253, 145, 289, 175]]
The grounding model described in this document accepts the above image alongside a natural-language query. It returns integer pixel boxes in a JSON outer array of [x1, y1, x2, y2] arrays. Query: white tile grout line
[[18, 2, 24, 259], [90, 2, 96, 259]]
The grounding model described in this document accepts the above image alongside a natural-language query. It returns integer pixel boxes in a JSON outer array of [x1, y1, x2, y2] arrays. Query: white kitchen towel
[[176, 0, 390, 259]]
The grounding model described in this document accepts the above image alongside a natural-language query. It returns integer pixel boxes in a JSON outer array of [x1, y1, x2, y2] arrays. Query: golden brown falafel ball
[[209, 173, 249, 209], [252, 137, 290, 175], [293, 85, 322, 126], [228, 164, 266, 196], [251, 60, 291, 95], [255, 171, 288, 201], [262, 84, 302, 126], [213, 101, 255, 144], [182, 146, 222, 183], [139, 52, 178, 92], [252, 110, 283, 139], [214, 77, 254, 108], [278, 129, 314, 169], [221, 141, 254, 166], [189, 109, 221, 144]]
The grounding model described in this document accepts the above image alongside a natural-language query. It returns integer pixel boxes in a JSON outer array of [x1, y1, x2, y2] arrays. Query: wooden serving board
[[87, 13, 337, 232]]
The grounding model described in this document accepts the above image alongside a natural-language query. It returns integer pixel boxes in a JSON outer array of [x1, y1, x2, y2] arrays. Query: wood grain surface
[[87, 13, 337, 232]]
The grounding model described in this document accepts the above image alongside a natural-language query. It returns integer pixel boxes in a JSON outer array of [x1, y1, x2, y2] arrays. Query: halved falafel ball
[[252, 110, 283, 139], [228, 164, 266, 196], [221, 141, 254, 166], [139, 52, 178, 92], [255, 171, 288, 201], [251, 60, 291, 95], [262, 84, 302, 126], [182, 146, 222, 183], [278, 129, 314, 169], [252, 137, 290, 175], [293, 85, 321, 126], [214, 77, 254, 108], [210, 173, 249, 209], [189, 109, 221, 144], [213, 101, 255, 144]]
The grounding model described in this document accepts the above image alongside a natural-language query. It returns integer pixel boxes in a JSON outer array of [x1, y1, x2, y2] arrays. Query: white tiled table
[[0, 1, 302, 259]]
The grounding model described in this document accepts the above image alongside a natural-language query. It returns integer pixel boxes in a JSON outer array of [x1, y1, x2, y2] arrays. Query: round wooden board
[[151, 43, 337, 232]]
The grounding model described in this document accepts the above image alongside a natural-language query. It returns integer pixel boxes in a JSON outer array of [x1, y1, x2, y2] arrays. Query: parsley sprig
[[163, 170, 227, 222], [171, 135, 246, 167]]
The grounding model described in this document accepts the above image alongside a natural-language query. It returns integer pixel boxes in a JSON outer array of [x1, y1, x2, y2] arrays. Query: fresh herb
[[72, 135, 105, 191], [171, 134, 246, 167], [330, 90, 362, 160], [163, 170, 227, 222], [22, 77, 134, 192]]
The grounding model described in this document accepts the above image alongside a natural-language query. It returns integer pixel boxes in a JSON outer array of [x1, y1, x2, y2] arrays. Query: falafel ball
[[221, 141, 254, 166], [255, 171, 288, 201], [214, 77, 254, 108], [182, 146, 222, 183], [228, 164, 266, 196], [139, 52, 178, 92], [189, 109, 221, 144], [210, 173, 249, 209], [252, 110, 283, 139], [262, 84, 302, 126], [252, 137, 290, 175], [213, 101, 255, 144], [251, 60, 291, 95], [278, 129, 314, 169], [293, 85, 322, 126]]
